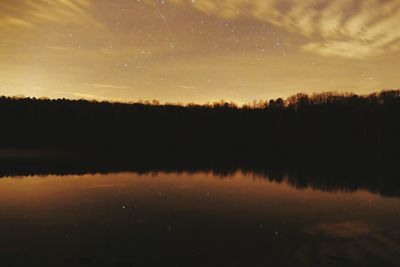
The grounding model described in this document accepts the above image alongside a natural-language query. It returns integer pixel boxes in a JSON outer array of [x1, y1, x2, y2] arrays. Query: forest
[[0, 90, 399, 166]]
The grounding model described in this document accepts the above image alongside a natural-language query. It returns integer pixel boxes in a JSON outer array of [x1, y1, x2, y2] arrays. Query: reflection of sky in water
[[0, 172, 399, 266]]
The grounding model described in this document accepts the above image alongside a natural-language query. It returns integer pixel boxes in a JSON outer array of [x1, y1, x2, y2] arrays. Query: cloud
[[3, 0, 399, 59], [83, 83, 129, 90], [0, 16, 34, 30], [71, 92, 126, 102], [0, 0, 99, 31], [180, 85, 197, 90], [160, 0, 400, 59]]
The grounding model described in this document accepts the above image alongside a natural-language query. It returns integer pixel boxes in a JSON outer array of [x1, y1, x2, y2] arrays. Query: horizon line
[[1, 88, 399, 107]]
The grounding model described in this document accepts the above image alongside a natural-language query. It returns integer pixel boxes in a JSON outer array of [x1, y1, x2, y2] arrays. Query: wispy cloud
[[3, 0, 398, 59], [0, 0, 100, 31], [71, 92, 126, 102], [83, 83, 129, 90], [162, 0, 400, 59], [0, 16, 34, 30], [180, 85, 197, 90]]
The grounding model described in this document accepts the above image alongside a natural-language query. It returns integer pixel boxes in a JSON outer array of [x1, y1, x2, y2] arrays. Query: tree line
[[0, 90, 399, 165]]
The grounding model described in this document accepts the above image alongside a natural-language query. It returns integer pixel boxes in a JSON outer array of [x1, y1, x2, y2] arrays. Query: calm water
[[0, 171, 399, 267]]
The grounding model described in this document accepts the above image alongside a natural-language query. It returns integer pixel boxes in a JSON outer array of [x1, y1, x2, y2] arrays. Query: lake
[[0, 171, 399, 266]]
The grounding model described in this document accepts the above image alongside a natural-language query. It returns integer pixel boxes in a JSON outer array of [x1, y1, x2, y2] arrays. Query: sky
[[0, 0, 400, 104]]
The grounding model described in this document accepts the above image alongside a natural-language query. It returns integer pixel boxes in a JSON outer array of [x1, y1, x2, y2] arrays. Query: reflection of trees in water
[[0, 89, 399, 196], [0, 155, 399, 197], [248, 168, 400, 198]]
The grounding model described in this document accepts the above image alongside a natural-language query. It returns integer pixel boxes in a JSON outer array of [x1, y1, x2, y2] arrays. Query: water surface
[[0, 171, 399, 266]]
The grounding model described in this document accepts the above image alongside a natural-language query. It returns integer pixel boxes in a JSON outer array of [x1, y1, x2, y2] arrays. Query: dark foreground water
[[0, 171, 399, 267]]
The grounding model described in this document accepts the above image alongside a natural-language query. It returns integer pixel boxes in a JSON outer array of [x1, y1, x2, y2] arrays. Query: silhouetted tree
[[0, 90, 399, 165]]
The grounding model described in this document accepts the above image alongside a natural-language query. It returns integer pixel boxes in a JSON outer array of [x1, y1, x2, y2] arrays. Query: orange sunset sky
[[1, 0, 400, 104]]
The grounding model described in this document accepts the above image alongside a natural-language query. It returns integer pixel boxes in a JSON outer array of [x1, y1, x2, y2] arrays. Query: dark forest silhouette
[[1, 90, 399, 165], [1, 90, 400, 196]]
